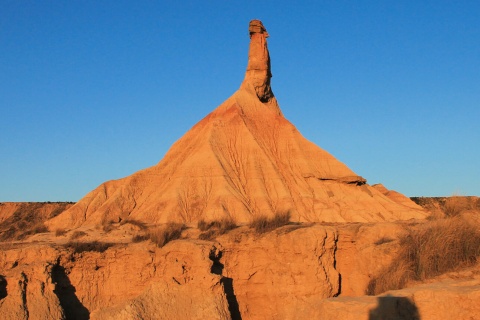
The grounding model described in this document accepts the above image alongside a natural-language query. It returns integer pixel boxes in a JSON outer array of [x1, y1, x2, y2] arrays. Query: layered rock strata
[[47, 20, 425, 229]]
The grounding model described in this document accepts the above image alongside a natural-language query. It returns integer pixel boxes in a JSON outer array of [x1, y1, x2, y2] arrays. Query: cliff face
[[1, 218, 479, 320], [0, 226, 340, 319], [46, 20, 425, 230]]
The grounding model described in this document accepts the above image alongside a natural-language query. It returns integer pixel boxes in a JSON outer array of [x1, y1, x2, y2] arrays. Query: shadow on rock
[[0, 275, 7, 300], [52, 265, 90, 320], [209, 249, 242, 320], [369, 295, 420, 320], [221, 277, 242, 320]]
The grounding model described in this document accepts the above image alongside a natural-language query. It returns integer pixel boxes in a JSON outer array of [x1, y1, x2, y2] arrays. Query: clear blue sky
[[1, 1, 479, 201]]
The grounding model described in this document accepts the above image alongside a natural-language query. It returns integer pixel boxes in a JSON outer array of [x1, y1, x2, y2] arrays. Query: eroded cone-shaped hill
[[48, 20, 425, 229]]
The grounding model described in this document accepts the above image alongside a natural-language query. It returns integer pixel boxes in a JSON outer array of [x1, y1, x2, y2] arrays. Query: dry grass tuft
[[55, 229, 67, 237], [367, 216, 480, 295], [23, 222, 49, 236], [132, 234, 149, 242], [249, 211, 291, 234], [197, 217, 237, 240], [120, 219, 148, 230], [145, 222, 186, 248], [443, 196, 476, 217], [101, 219, 115, 233], [69, 230, 87, 240], [65, 241, 113, 254]]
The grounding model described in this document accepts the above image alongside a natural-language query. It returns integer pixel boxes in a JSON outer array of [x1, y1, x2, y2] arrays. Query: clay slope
[[47, 20, 425, 229]]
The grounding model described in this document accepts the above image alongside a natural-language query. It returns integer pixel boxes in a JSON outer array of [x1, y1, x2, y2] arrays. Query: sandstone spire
[[47, 20, 426, 229], [241, 20, 274, 103]]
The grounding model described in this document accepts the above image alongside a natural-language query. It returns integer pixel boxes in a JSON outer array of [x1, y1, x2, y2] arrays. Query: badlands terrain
[[1, 20, 479, 319], [0, 196, 479, 320]]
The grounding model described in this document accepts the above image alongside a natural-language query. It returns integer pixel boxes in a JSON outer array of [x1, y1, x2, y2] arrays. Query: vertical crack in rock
[[20, 272, 29, 319], [51, 263, 90, 320], [316, 231, 341, 298], [209, 247, 242, 320], [332, 232, 341, 297]]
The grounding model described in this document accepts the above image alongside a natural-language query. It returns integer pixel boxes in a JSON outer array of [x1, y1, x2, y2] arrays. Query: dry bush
[[443, 196, 467, 217], [249, 211, 291, 234], [198, 230, 217, 240], [197, 219, 211, 231], [23, 222, 49, 236], [367, 217, 480, 295], [101, 219, 115, 233], [120, 219, 148, 230], [146, 222, 186, 248], [70, 231, 87, 240], [197, 217, 237, 240], [132, 234, 149, 242], [65, 241, 113, 254], [55, 229, 67, 237]]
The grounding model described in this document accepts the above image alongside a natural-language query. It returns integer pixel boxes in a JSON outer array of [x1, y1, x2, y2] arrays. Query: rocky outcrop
[[88, 242, 230, 320], [219, 225, 340, 319], [241, 19, 275, 104], [0, 241, 231, 319], [0, 245, 65, 320], [2, 217, 480, 319], [0, 225, 342, 319], [318, 272, 480, 320], [47, 20, 425, 230]]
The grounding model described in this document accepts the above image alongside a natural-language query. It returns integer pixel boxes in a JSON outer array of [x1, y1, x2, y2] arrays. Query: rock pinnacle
[[241, 19, 274, 103]]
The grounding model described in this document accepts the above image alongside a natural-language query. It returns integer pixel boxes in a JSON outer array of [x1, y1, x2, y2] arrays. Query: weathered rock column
[[241, 20, 274, 102]]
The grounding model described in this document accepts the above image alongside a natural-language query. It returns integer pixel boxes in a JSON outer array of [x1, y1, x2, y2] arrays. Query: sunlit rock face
[[47, 20, 425, 230]]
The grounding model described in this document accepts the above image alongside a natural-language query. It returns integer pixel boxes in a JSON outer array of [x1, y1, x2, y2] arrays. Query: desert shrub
[[198, 229, 217, 240], [65, 241, 113, 254], [120, 219, 148, 230], [101, 219, 115, 233], [249, 211, 291, 234], [132, 234, 149, 242], [146, 222, 186, 248], [197, 219, 211, 231], [367, 217, 480, 295], [69, 231, 87, 240], [197, 217, 237, 240], [26, 223, 49, 235], [13, 222, 49, 239], [443, 196, 467, 217], [55, 229, 67, 237]]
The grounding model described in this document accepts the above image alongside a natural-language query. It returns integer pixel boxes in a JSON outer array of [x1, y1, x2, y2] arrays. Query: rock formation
[[47, 20, 425, 230], [1, 197, 479, 319], [241, 20, 275, 104]]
